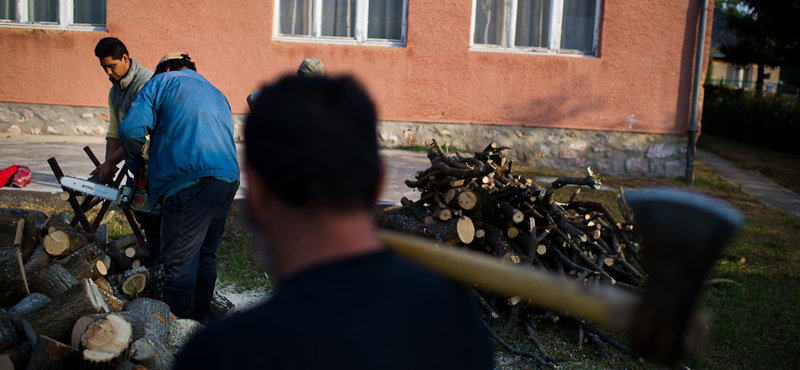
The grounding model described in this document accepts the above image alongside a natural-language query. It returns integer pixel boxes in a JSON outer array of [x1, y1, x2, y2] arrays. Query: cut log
[[120, 267, 149, 298], [499, 203, 525, 224], [71, 316, 94, 349], [38, 213, 71, 238], [143, 264, 165, 301], [0, 247, 30, 306], [57, 248, 102, 282], [455, 190, 477, 211], [209, 290, 236, 323], [80, 314, 131, 370], [129, 337, 173, 370], [104, 249, 132, 276], [21, 279, 109, 343], [0, 309, 23, 352], [20, 214, 41, 262], [28, 263, 78, 299], [0, 342, 31, 370], [124, 246, 149, 260], [122, 298, 172, 344], [23, 244, 52, 277], [166, 318, 203, 356], [107, 236, 139, 253], [7, 293, 50, 319], [25, 335, 78, 370], [93, 277, 127, 312], [43, 229, 92, 258]]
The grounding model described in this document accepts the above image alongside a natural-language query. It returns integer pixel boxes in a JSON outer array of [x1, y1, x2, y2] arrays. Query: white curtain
[[473, 0, 507, 45], [1, 0, 17, 21], [321, 0, 355, 37], [515, 0, 550, 47], [73, 0, 105, 25], [29, 0, 58, 22], [560, 0, 595, 53], [280, 0, 313, 36], [367, 0, 403, 40]]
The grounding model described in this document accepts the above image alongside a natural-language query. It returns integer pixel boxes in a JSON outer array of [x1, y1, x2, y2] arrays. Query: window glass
[[1, 0, 18, 21], [29, 0, 58, 22], [515, 0, 550, 48], [368, 0, 403, 40], [73, 0, 105, 24], [473, 0, 507, 45], [321, 0, 355, 37], [279, 0, 313, 35], [560, 0, 595, 53]]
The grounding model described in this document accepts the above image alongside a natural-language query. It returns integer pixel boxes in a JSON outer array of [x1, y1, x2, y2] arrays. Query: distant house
[[0, 0, 714, 177], [707, 6, 780, 92]]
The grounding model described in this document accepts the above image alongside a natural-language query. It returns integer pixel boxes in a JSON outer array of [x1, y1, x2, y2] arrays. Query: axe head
[[626, 188, 743, 365]]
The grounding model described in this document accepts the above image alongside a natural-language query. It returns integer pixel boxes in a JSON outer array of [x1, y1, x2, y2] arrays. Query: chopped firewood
[[71, 316, 94, 349], [21, 279, 109, 344], [80, 314, 132, 370], [43, 229, 92, 258], [120, 267, 149, 298], [0, 246, 29, 306], [26, 335, 78, 370], [0, 309, 23, 352], [166, 319, 203, 355], [209, 290, 236, 322], [123, 298, 172, 344], [377, 141, 646, 365], [7, 293, 50, 319], [23, 244, 52, 276], [0, 341, 31, 370], [124, 246, 149, 260], [28, 263, 78, 298], [94, 277, 127, 312], [37, 212, 71, 238], [130, 336, 173, 370]]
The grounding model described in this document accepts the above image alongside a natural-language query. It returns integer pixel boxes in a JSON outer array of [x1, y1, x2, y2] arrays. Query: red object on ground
[[0, 165, 19, 189], [10, 166, 31, 188]]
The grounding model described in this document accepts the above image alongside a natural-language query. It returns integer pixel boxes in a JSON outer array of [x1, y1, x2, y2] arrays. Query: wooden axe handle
[[379, 230, 638, 330]]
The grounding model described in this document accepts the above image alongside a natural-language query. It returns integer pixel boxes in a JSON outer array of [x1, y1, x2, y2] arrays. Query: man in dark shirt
[[175, 76, 493, 369]]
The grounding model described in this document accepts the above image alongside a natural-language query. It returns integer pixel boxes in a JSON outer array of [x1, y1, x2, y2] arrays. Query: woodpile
[[377, 141, 647, 366], [0, 208, 236, 370]]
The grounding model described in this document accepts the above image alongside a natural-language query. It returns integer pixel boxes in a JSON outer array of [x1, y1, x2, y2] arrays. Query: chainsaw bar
[[60, 176, 122, 203]]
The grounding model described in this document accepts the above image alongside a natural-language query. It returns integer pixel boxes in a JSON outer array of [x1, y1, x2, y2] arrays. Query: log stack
[[377, 141, 647, 366], [0, 208, 236, 370]]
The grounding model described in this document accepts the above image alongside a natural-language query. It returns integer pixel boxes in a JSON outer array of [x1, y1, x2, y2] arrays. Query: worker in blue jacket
[[119, 53, 239, 323]]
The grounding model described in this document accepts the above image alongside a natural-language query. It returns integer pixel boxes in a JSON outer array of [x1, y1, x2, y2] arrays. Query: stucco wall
[[0, 0, 713, 177]]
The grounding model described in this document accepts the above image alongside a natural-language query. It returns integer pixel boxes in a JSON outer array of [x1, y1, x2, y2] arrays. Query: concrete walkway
[[0, 134, 428, 205], [696, 149, 800, 217]]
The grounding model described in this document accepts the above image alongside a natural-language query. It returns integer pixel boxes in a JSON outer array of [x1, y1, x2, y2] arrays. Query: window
[[275, 0, 407, 46], [0, 0, 105, 30], [472, 0, 600, 56]]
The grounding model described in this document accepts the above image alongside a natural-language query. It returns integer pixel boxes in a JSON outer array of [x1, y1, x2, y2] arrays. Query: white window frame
[[0, 0, 105, 31], [470, 0, 601, 57], [273, 0, 408, 47]]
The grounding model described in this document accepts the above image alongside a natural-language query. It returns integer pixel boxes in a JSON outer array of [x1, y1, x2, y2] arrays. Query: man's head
[[297, 58, 324, 78], [245, 76, 380, 212], [95, 37, 130, 81], [154, 53, 197, 76]]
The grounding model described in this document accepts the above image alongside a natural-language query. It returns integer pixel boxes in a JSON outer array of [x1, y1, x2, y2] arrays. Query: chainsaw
[[60, 170, 161, 214]]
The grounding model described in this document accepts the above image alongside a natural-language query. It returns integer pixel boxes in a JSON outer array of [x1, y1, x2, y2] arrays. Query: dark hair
[[154, 54, 197, 76], [245, 76, 380, 210], [94, 37, 128, 60]]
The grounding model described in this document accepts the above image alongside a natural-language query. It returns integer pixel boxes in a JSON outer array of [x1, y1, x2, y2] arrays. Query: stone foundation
[[377, 121, 688, 178], [1, 102, 687, 178]]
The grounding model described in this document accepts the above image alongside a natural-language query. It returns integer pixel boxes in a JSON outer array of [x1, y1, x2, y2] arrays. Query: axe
[[379, 188, 743, 365]]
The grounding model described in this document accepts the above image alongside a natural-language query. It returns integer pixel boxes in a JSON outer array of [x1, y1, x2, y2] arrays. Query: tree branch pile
[[377, 141, 646, 366], [0, 208, 231, 370]]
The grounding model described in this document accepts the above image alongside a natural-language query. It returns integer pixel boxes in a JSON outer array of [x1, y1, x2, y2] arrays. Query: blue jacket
[[119, 69, 239, 202]]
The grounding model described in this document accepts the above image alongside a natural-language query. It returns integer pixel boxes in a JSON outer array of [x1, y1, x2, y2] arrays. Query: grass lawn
[[697, 134, 800, 195], [1, 147, 798, 369]]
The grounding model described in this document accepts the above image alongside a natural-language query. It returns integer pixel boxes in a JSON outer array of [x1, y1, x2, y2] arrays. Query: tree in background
[[717, 0, 800, 94]]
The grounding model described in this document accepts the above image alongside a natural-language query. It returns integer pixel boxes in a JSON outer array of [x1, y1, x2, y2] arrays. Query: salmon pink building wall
[[0, 0, 714, 176]]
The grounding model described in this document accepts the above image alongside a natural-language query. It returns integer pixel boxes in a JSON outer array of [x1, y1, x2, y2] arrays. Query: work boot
[[163, 286, 195, 319], [193, 274, 217, 325]]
